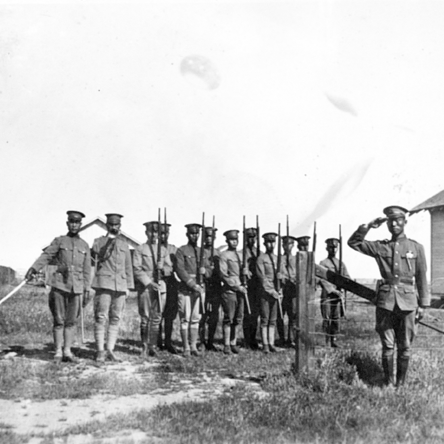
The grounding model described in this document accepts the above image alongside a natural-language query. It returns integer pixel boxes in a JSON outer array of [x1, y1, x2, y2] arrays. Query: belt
[[381, 277, 414, 286]]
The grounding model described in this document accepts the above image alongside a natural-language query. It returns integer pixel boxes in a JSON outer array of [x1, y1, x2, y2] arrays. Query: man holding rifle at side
[[174, 222, 212, 357], [218, 229, 249, 354], [25, 210, 91, 363], [133, 220, 172, 358], [256, 231, 282, 353], [348, 205, 429, 387]]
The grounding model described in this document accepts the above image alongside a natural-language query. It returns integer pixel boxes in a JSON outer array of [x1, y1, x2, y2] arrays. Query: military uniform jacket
[[133, 242, 173, 289], [280, 254, 297, 284], [219, 249, 243, 292], [318, 257, 350, 296], [348, 226, 430, 311], [32, 234, 91, 294], [256, 252, 278, 296], [174, 243, 212, 291], [91, 235, 134, 292]]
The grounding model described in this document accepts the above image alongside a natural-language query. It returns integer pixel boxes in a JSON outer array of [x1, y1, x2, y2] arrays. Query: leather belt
[[381, 277, 414, 286]]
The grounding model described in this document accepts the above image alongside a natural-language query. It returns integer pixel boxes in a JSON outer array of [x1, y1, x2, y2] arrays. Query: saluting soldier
[[25, 211, 91, 363], [218, 230, 248, 354], [157, 222, 180, 354], [133, 221, 172, 357], [174, 223, 212, 357], [242, 227, 261, 350], [348, 205, 429, 387], [199, 226, 223, 351], [277, 235, 297, 347], [91, 213, 134, 363], [256, 232, 281, 353]]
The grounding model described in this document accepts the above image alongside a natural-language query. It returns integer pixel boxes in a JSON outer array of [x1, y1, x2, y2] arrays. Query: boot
[[331, 336, 340, 348], [164, 319, 178, 354], [268, 327, 277, 352], [148, 324, 159, 357], [198, 320, 206, 351], [157, 323, 164, 350], [53, 329, 64, 361], [63, 327, 79, 363], [181, 328, 190, 356], [95, 323, 106, 353], [223, 324, 231, 354], [190, 327, 201, 356], [207, 318, 219, 351], [382, 354, 395, 386], [396, 356, 409, 387], [230, 325, 240, 354], [276, 318, 285, 347], [140, 327, 149, 358], [261, 327, 269, 353], [106, 324, 119, 354]]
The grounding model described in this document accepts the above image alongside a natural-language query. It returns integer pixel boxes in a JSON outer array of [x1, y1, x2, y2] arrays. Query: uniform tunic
[[348, 225, 430, 356], [219, 249, 245, 326], [31, 233, 91, 330], [256, 252, 280, 328]]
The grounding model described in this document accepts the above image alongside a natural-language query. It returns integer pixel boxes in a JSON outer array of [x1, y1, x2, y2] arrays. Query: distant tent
[[411, 190, 444, 296]]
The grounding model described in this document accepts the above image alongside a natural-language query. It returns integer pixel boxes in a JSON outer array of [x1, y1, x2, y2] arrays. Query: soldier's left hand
[[199, 267, 206, 275]]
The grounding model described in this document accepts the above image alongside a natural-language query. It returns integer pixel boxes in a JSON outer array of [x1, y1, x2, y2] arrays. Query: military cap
[[262, 232, 278, 241], [143, 221, 159, 231], [205, 227, 218, 236], [282, 235, 297, 243], [185, 223, 202, 233], [296, 235, 311, 245], [105, 213, 123, 223], [160, 223, 171, 232], [224, 229, 239, 240], [383, 205, 408, 219], [66, 210, 85, 221], [245, 227, 258, 237], [325, 238, 340, 247]]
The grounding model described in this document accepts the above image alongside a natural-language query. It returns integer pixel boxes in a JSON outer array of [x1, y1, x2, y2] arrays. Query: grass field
[[1, 285, 444, 443]]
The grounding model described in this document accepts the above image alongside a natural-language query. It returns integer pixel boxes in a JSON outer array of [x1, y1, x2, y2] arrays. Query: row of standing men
[[25, 211, 345, 363]]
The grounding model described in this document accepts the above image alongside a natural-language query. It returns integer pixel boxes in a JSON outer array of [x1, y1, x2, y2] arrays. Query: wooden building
[[411, 190, 444, 297]]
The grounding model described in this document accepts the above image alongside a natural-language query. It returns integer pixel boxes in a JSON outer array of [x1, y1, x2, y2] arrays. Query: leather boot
[[148, 324, 160, 357], [164, 319, 178, 354], [261, 327, 269, 353], [190, 327, 201, 356], [53, 329, 64, 361], [396, 356, 409, 387], [276, 318, 285, 347], [268, 327, 277, 352], [230, 325, 240, 354], [382, 354, 395, 386], [181, 328, 190, 356], [63, 327, 79, 363], [106, 324, 119, 354]]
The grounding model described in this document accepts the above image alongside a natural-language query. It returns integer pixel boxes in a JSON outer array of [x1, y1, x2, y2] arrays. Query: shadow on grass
[[345, 351, 384, 387]]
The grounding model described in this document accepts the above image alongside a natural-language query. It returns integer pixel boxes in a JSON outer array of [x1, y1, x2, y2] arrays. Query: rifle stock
[[156, 208, 162, 310], [198, 212, 206, 314], [276, 223, 283, 319], [242, 216, 251, 315]]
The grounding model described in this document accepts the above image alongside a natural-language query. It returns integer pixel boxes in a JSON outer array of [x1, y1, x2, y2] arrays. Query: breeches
[[221, 290, 244, 326], [178, 289, 201, 329], [260, 292, 278, 328], [94, 290, 126, 327], [49, 288, 80, 330], [138, 286, 167, 329], [375, 307, 417, 358]]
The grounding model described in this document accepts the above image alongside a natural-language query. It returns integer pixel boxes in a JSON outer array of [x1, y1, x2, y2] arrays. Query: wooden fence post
[[295, 251, 316, 373]]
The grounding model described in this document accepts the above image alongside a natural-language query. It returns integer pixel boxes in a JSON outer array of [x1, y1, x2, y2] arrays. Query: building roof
[[410, 189, 444, 214], [79, 217, 142, 249]]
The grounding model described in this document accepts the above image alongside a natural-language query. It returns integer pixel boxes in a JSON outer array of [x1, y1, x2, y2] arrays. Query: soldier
[[218, 230, 248, 354], [25, 211, 91, 363], [133, 221, 172, 357], [348, 205, 429, 387], [91, 213, 134, 363], [277, 235, 297, 347], [174, 223, 211, 357], [318, 238, 350, 348], [242, 227, 261, 350], [199, 226, 223, 351], [295, 236, 311, 252], [256, 232, 281, 353], [157, 222, 179, 354]]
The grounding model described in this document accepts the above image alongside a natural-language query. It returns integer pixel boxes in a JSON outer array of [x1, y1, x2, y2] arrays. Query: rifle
[[339, 224, 347, 310], [286, 215, 290, 271], [211, 216, 215, 265], [197, 212, 206, 314], [0, 280, 27, 307], [276, 223, 284, 319], [312, 221, 317, 253], [156, 208, 163, 310], [164, 208, 168, 248], [242, 216, 251, 315], [256, 215, 260, 258]]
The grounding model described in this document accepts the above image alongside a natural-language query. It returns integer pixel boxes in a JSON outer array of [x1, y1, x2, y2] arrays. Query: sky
[[1, 0, 444, 278]]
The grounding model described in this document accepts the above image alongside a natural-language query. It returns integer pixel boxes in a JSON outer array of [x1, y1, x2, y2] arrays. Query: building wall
[[431, 209, 444, 295]]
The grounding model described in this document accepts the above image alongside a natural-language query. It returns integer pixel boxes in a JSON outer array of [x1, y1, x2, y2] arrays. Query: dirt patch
[[0, 357, 266, 437]]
